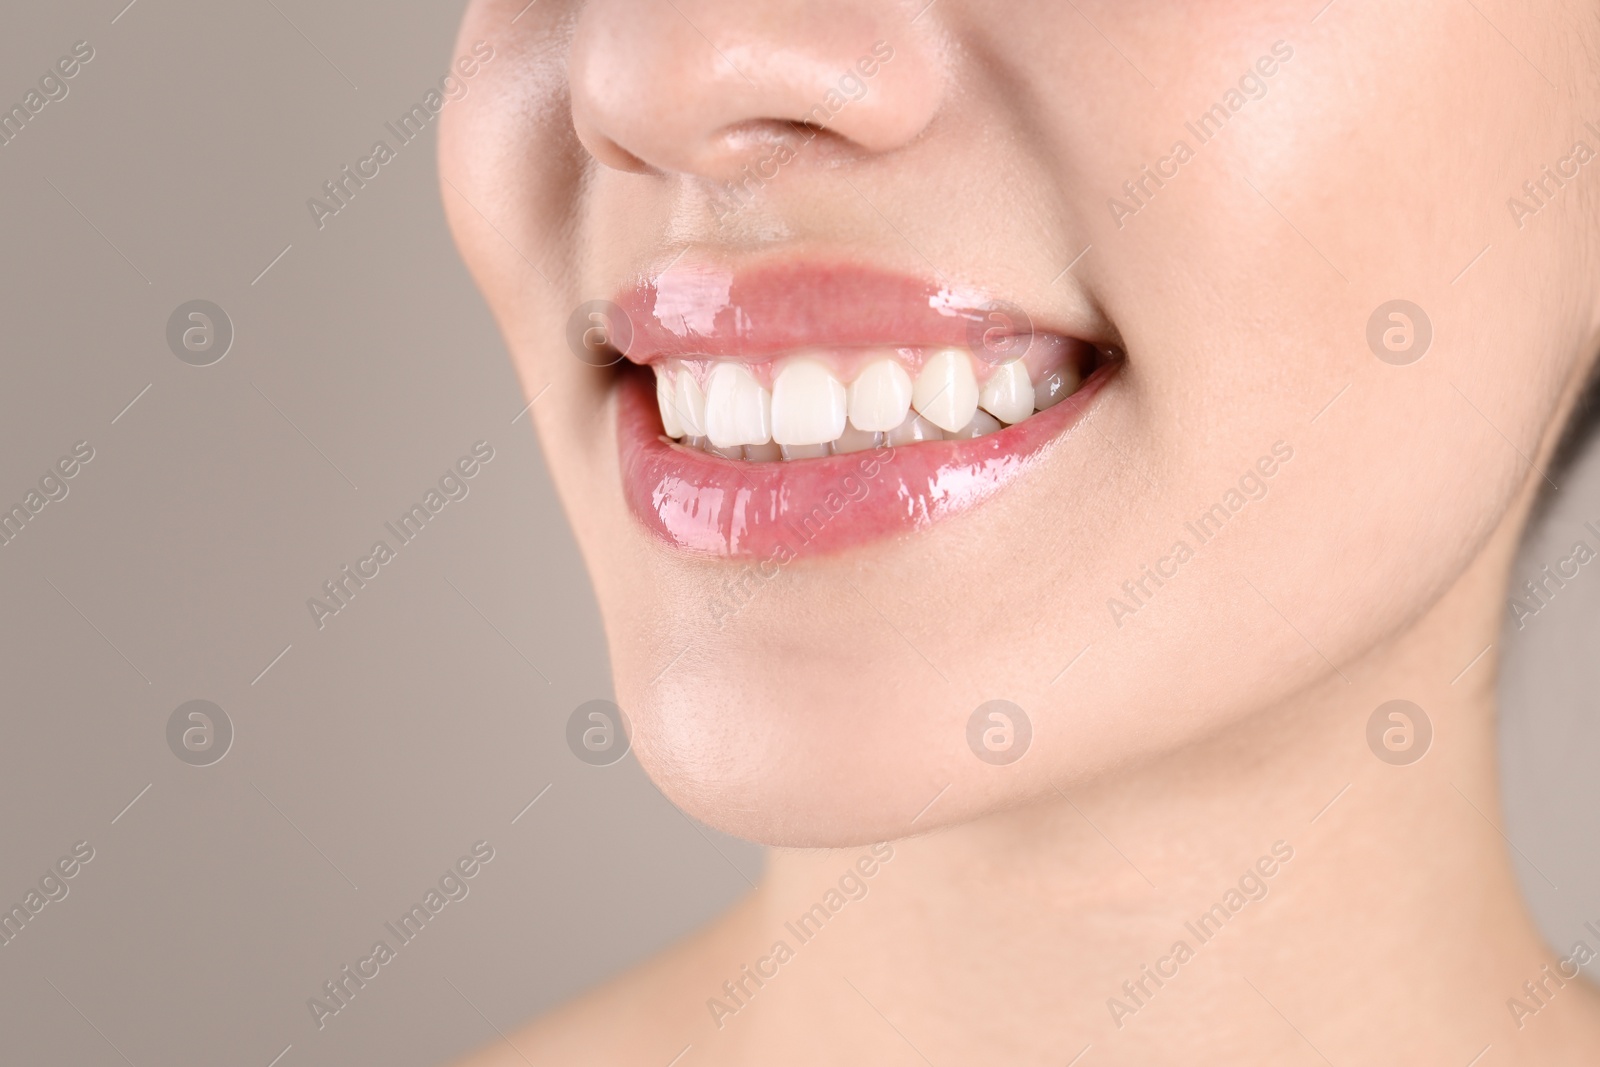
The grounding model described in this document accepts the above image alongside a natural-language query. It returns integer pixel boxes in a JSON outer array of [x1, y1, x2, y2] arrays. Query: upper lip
[[612, 256, 1097, 363]]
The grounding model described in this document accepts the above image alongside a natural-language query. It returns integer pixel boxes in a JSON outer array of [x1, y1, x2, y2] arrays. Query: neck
[[736, 522, 1600, 1064]]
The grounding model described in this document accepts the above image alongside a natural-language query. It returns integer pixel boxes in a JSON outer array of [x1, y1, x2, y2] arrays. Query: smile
[[611, 260, 1119, 557]]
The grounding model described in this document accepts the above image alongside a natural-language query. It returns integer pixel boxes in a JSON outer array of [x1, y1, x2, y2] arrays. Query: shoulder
[[448, 893, 760, 1067]]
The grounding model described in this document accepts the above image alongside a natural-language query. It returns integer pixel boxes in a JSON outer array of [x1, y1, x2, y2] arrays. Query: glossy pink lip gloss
[[613, 260, 1026, 362], [611, 259, 1116, 558]]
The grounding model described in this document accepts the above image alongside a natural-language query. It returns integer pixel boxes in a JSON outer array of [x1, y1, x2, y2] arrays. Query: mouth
[[608, 260, 1120, 558]]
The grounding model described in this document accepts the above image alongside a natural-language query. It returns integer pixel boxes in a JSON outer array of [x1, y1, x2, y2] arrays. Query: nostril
[[567, 0, 943, 181], [713, 118, 853, 162], [713, 119, 808, 155]]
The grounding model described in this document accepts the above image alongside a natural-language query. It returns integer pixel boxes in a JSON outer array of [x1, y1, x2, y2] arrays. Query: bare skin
[[439, 0, 1600, 1061], [456, 465, 1600, 1064]]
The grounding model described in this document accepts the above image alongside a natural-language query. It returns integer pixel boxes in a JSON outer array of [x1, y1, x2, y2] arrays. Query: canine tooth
[[847, 359, 913, 431], [912, 348, 979, 432], [886, 413, 943, 446], [779, 443, 830, 461], [656, 368, 685, 438], [832, 426, 882, 454], [771, 359, 846, 445], [743, 442, 782, 462], [979, 361, 1033, 424], [1033, 365, 1081, 411], [704, 363, 772, 447], [946, 410, 1003, 439], [681, 435, 707, 451], [674, 369, 707, 436]]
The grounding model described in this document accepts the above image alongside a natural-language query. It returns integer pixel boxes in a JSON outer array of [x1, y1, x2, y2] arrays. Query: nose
[[568, 0, 943, 179]]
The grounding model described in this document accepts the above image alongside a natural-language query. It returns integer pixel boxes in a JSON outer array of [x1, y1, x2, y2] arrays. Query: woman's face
[[442, 0, 1600, 845]]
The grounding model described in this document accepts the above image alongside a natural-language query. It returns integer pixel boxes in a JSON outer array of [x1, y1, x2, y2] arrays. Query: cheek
[[441, 7, 620, 498], [440, 0, 585, 325], [1090, 1, 1586, 652]]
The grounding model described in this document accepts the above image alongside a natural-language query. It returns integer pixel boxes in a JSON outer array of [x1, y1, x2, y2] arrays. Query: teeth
[[704, 363, 772, 447], [912, 348, 979, 433], [656, 369, 685, 438], [779, 443, 831, 461], [887, 412, 945, 446], [832, 425, 882, 454], [661, 345, 1091, 459], [946, 409, 1004, 439], [1033, 365, 1080, 411], [771, 359, 847, 446], [674, 369, 707, 437], [847, 358, 913, 432], [979, 360, 1033, 425]]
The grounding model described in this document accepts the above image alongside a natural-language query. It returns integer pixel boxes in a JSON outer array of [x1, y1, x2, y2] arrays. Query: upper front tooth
[[912, 348, 979, 433], [656, 368, 685, 438], [704, 363, 772, 447], [673, 368, 707, 437], [979, 360, 1034, 424], [771, 359, 846, 445], [847, 358, 913, 432]]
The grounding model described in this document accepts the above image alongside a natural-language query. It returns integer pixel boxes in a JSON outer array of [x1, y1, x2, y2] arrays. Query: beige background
[[0, 1, 1592, 1064]]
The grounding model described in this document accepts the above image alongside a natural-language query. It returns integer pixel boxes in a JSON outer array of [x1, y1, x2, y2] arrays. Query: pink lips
[[613, 261, 1023, 362], [612, 260, 1113, 558]]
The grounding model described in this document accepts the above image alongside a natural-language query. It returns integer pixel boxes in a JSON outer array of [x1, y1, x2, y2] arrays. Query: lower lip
[[616, 364, 1114, 558]]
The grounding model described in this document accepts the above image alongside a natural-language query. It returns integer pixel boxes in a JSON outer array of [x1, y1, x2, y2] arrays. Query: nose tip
[[568, 2, 942, 180]]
